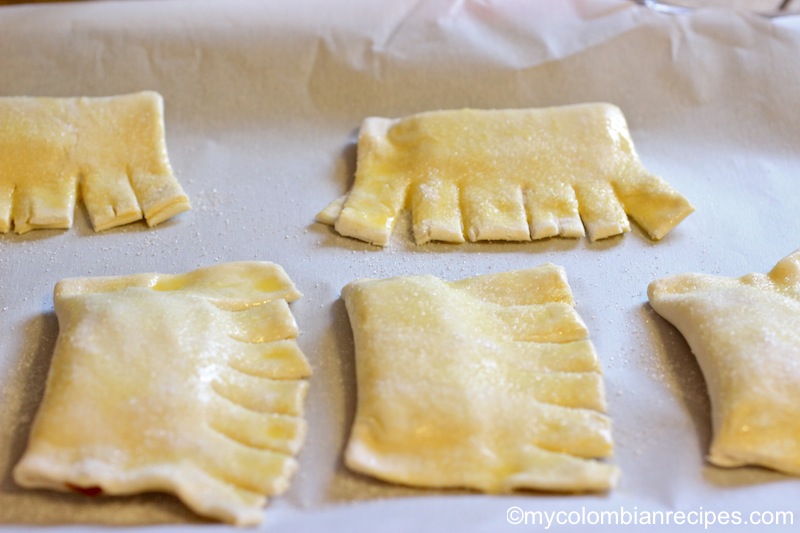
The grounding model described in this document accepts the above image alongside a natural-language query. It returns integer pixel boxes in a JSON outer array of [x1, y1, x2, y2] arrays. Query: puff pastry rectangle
[[342, 265, 619, 492], [318, 104, 693, 246], [13, 262, 310, 525], [0, 91, 190, 234], [648, 250, 800, 475]]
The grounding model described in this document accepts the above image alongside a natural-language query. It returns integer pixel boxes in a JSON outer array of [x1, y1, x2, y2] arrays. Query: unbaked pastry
[[13, 262, 310, 525], [342, 264, 619, 492], [0, 91, 190, 234], [648, 250, 800, 475], [318, 104, 693, 246]]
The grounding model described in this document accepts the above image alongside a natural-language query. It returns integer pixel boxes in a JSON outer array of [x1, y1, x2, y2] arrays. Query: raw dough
[[342, 264, 619, 492], [318, 104, 693, 246], [648, 250, 800, 475], [13, 262, 310, 525], [0, 91, 190, 234]]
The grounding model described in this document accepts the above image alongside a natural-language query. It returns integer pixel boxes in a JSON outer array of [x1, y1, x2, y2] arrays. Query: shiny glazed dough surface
[[319, 104, 693, 246], [12, 262, 311, 526], [342, 264, 619, 493], [0, 91, 190, 234], [648, 250, 800, 475]]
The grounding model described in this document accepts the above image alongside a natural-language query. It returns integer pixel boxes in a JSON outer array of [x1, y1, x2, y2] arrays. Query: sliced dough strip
[[212, 370, 308, 417], [207, 399, 307, 456], [451, 263, 574, 306], [57, 261, 302, 308], [502, 339, 601, 373], [228, 339, 312, 380], [411, 175, 464, 244], [223, 300, 299, 343], [494, 303, 588, 343]]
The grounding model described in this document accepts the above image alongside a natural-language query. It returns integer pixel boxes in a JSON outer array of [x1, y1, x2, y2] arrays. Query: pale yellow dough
[[342, 265, 619, 492], [13, 262, 311, 526], [318, 104, 693, 246], [648, 250, 800, 475], [0, 91, 190, 234]]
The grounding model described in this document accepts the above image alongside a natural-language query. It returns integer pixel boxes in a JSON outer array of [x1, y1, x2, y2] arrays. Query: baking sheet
[[1, 0, 800, 531]]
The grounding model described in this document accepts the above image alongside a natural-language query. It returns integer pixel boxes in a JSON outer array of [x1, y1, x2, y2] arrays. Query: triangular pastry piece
[[0, 91, 190, 234], [648, 250, 800, 475], [342, 265, 619, 492], [318, 104, 692, 246], [13, 262, 311, 525]]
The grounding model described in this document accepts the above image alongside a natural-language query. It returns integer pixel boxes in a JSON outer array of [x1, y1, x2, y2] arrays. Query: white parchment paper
[[1, 1, 800, 531]]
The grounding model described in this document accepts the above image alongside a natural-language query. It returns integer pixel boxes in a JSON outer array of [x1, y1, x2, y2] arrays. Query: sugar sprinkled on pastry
[[342, 265, 619, 492], [13, 262, 310, 525], [0, 91, 190, 234], [317, 104, 692, 246], [648, 250, 800, 475]]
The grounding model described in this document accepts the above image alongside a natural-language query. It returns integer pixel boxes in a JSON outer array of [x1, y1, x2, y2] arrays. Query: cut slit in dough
[[648, 250, 800, 476], [13, 262, 311, 526], [342, 265, 620, 492], [0, 91, 190, 234], [317, 104, 693, 246]]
